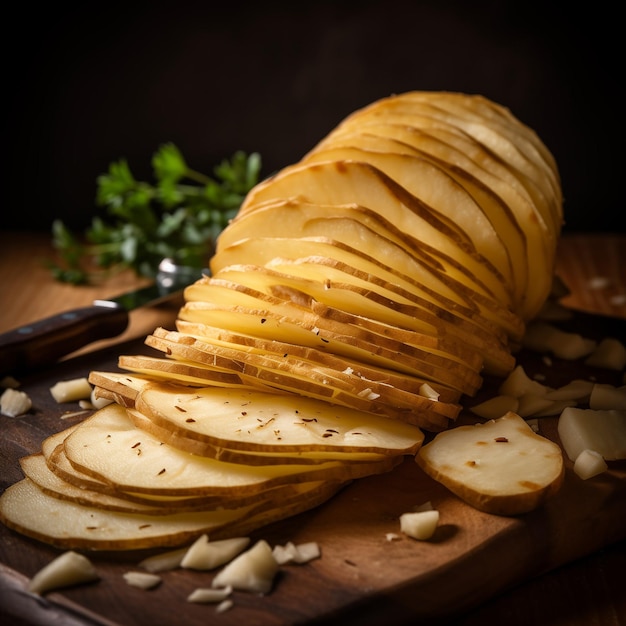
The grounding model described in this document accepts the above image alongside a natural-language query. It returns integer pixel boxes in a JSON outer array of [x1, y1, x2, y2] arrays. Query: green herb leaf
[[49, 147, 262, 284]]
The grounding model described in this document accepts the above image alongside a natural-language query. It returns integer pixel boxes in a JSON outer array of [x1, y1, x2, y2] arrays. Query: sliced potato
[[141, 332, 461, 426], [240, 160, 513, 311], [61, 404, 402, 496], [0, 476, 342, 550], [134, 384, 425, 455], [0, 91, 564, 551], [416, 412, 564, 515], [154, 326, 462, 405]]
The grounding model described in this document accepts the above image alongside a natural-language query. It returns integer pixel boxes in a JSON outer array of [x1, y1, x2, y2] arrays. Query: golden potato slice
[[134, 384, 425, 455], [62, 404, 403, 496], [143, 333, 461, 425], [301, 147, 515, 290], [416, 412, 564, 515], [158, 326, 462, 405], [0, 476, 343, 550], [240, 160, 513, 309]]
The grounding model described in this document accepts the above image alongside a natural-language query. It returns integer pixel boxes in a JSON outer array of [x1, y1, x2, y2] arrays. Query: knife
[[0, 259, 204, 377]]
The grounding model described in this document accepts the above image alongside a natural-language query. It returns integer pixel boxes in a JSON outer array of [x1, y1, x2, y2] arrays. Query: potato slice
[[142, 332, 462, 425], [155, 326, 462, 405], [88, 371, 157, 408], [179, 277, 511, 385], [325, 123, 552, 317], [215, 254, 514, 361], [240, 160, 512, 309], [47, 439, 237, 511], [396, 93, 562, 212], [127, 407, 390, 466], [62, 404, 402, 496], [135, 384, 425, 455], [213, 248, 510, 349], [301, 147, 515, 290], [342, 98, 561, 236], [0, 476, 343, 551], [119, 352, 451, 432], [304, 129, 530, 301], [327, 115, 557, 255], [416, 412, 564, 515], [23, 450, 331, 514], [214, 201, 525, 362], [218, 200, 480, 313]]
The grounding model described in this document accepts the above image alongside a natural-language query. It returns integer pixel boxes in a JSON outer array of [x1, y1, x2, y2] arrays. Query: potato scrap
[[0, 387, 32, 417], [50, 377, 93, 403], [123, 571, 162, 590], [28, 551, 99, 595], [400, 510, 440, 540], [212, 540, 278, 594], [272, 541, 321, 565]]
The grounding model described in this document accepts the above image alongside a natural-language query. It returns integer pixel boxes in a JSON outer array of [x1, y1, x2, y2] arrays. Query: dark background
[[4, 0, 623, 234]]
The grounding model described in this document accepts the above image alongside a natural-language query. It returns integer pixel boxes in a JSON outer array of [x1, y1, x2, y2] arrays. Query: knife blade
[[0, 259, 204, 377]]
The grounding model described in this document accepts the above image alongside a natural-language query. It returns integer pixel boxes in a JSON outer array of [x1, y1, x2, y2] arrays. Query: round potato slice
[[62, 404, 405, 496], [135, 384, 426, 455], [0, 476, 343, 551], [416, 412, 564, 515]]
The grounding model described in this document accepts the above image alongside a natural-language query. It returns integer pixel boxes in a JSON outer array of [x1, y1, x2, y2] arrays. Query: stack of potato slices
[[123, 91, 562, 429], [0, 92, 563, 549]]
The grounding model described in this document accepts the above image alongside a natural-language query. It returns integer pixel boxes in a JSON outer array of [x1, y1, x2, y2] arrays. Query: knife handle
[[0, 305, 129, 376]]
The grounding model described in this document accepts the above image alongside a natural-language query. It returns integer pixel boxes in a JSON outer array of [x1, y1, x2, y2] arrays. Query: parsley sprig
[[50, 144, 262, 284]]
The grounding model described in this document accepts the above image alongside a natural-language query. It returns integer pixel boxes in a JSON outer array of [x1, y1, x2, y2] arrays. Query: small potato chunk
[[573, 449, 608, 480], [523, 322, 597, 360], [187, 585, 233, 603], [498, 365, 550, 398], [181, 535, 250, 570], [589, 384, 626, 410], [557, 407, 626, 461], [585, 337, 626, 371], [28, 551, 99, 595], [50, 378, 92, 403], [0, 388, 32, 417], [212, 540, 278, 594], [138, 547, 188, 572], [272, 541, 320, 565], [469, 394, 518, 419], [123, 571, 162, 590], [400, 510, 439, 540]]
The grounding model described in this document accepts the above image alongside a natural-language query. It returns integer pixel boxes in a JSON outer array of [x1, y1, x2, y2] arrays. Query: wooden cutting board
[[1, 309, 625, 625]]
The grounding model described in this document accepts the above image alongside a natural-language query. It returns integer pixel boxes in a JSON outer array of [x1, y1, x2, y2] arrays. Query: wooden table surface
[[0, 229, 625, 625]]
